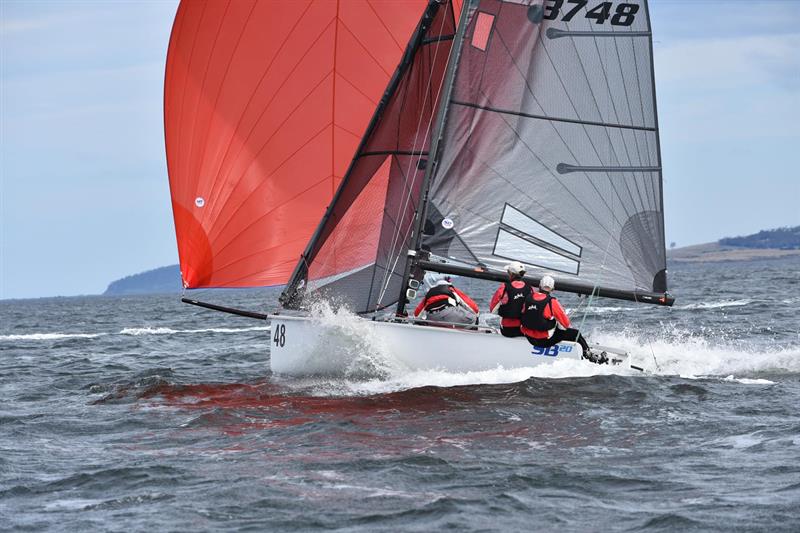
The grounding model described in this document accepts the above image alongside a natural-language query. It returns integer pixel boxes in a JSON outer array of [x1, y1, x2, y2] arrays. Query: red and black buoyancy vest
[[423, 284, 457, 313], [497, 281, 531, 319], [521, 293, 557, 331]]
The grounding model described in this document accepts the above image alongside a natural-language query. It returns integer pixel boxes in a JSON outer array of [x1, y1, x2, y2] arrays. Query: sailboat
[[165, 0, 673, 376]]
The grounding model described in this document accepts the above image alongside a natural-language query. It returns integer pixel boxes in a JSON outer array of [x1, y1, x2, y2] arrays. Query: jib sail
[[280, 0, 458, 313], [420, 0, 669, 302], [164, 0, 428, 288]]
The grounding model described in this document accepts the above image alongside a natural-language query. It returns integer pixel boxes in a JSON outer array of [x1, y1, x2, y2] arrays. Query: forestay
[[421, 0, 668, 298]]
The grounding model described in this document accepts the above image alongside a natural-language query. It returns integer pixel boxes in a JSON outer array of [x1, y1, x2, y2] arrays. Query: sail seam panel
[[331, 0, 340, 198], [189, 1, 248, 228], [364, 0, 404, 51], [565, 22, 644, 218], [534, 30, 632, 224], [211, 170, 332, 261], [204, 17, 338, 239], [200, 2, 320, 225], [173, 1, 209, 196], [209, 119, 333, 252]]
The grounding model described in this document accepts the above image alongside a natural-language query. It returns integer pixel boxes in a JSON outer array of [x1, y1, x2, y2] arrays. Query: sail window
[[494, 230, 580, 275], [500, 204, 581, 257], [471, 12, 494, 51]]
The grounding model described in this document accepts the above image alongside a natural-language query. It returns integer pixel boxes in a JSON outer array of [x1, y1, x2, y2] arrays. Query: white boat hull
[[269, 315, 629, 376]]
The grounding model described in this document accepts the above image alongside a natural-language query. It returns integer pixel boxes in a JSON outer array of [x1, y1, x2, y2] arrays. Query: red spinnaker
[[165, 0, 428, 288]]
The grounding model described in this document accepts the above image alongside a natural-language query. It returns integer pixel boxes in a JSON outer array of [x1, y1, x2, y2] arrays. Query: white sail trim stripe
[[501, 204, 582, 257], [493, 230, 579, 275]]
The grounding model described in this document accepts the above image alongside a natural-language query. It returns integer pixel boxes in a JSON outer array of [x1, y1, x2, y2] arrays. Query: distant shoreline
[[667, 242, 800, 263]]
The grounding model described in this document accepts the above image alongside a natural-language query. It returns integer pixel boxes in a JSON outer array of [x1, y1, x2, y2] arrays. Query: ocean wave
[[1, 326, 270, 342], [0, 332, 105, 341], [676, 299, 751, 310], [119, 326, 271, 336], [590, 329, 800, 377]]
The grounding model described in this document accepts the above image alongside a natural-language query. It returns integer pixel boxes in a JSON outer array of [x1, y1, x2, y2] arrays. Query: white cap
[[506, 261, 526, 277], [539, 275, 555, 292]]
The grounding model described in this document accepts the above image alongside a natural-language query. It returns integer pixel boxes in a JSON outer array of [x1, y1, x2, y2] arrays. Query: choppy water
[[2, 257, 799, 531]]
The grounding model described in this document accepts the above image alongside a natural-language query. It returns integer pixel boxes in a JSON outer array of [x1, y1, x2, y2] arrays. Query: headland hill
[[104, 226, 800, 296]]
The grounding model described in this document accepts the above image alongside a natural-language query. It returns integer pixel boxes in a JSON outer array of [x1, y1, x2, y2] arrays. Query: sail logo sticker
[[493, 204, 582, 275], [442, 218, 454, 230], [195, 197, 205, 208]]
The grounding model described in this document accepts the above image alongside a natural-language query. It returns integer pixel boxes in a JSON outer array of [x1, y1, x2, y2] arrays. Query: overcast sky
[[2, 0, 798, 299]]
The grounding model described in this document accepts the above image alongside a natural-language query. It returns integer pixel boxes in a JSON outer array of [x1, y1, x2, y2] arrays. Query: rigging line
[[173, 1, 209, 189], [376, 31, 455, 306], [377, 7, 456, 306], [379, 6, 454, 287], [491, 27, 625, 229], [577, 183, 618, 338], [577, 16, 644, 216], [202, 1, 318, 219], [305, 5, 451, 308]]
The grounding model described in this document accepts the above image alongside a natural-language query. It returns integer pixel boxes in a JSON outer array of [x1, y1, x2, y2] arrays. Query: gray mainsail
[[420, 0, 669, 300]]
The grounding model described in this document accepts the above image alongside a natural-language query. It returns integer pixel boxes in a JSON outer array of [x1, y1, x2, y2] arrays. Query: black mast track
[[279, 0, 449, 309], [417, 260, 675, 307], [394, 0, 473, 316]]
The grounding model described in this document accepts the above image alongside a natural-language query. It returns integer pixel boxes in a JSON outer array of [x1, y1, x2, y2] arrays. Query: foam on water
[[0, 326, 271, 342], [591, 328, 800, 377], [0, 332, 106, 341]]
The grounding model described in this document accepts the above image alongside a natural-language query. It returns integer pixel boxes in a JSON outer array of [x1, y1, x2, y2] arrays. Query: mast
[[395, 0, 473, 316], [280, 0, 448, 308]]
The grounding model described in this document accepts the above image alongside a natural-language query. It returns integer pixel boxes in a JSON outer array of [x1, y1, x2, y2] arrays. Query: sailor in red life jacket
[[489, 261, 533, 338], [414, 273, 479, 326], [520, 275, 591, 356]]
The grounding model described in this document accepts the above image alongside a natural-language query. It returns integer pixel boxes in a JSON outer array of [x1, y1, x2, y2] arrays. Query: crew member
[[520, 275, 591, 356], [489, 261, 533, 337], [414, 273, 479, 326]]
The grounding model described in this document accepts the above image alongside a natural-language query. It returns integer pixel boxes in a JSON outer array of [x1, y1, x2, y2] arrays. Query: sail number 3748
[[544, 1, 639, 26]]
